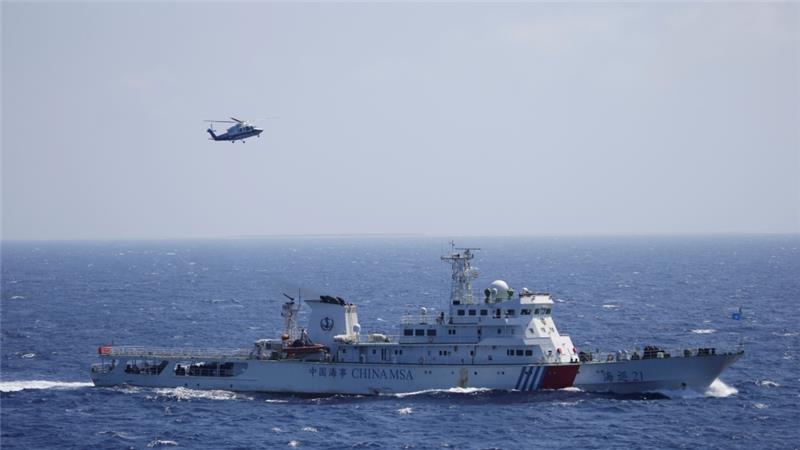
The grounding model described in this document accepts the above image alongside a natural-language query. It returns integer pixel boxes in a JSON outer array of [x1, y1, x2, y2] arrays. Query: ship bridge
[[323, 247, 577, 367]]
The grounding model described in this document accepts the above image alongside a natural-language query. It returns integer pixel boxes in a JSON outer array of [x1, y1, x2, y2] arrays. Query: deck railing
[[579, 345, 743, 364], [102, 346, 252, 360]]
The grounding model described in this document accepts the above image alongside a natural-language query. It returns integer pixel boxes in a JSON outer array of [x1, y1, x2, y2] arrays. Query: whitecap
[[265, 399, 288, 403], [271, 427, 284, 433], [554, 400, 583, 407], [0, 380, 93, 392], [397, 407, 413, 415], [97, 430, 137, 440], [391, 387, 491, 398], [756, 380, 780, 387], [558, 386, 583, 392], [705, 378, 738, 398], [288, 440, 300, 448], [150, 387, 252, 401], [301, 427, 318, 433], [9, 295, 26, 300], [602, 304, 619, 309], [691, 329, 716, 334], [21, 353, 36, 359], [147, 439, 178, 447], [753, 402, 769, 409]]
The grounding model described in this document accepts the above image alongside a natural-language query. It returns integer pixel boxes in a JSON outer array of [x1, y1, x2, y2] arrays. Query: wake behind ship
[[91, 246, 742, 395]]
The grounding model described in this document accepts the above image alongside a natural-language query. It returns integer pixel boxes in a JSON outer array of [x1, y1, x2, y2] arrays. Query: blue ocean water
[[1, 236, 798, 449]]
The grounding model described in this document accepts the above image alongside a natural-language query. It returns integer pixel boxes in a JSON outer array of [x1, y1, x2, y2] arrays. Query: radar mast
[[441, 243, 480, 305]]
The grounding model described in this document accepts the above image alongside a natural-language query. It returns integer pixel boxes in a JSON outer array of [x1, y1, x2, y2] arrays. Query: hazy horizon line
[[2, 230, 798, 244]]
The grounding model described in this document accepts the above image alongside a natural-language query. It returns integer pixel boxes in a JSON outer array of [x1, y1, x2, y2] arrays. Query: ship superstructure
[[91, 246, 742, 395]]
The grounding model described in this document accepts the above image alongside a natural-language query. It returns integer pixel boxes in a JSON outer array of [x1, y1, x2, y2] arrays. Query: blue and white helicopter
[[205, 117, 263, 143]]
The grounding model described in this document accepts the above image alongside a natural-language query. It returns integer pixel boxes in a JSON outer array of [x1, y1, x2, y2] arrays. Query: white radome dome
[[489, 280, 511, 299]]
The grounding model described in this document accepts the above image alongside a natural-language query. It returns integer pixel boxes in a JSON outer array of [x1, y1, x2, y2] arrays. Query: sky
[[2, 2, 798, 240]]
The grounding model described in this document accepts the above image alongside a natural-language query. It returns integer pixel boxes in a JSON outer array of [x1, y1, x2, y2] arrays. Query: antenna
[[442, 243, 480, 305]]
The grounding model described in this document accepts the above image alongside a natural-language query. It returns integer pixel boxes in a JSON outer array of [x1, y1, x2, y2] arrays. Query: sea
[[1, 236, 798, 449]]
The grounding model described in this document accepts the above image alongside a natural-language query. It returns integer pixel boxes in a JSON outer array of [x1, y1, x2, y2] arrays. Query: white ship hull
[[91, 351, 741, 395], [92, 358, 580, 395], [574, 352, 743, 394]]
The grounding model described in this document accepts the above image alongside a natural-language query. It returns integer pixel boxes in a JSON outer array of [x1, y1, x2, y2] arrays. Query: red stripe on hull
[[540, 364, 579, 389]]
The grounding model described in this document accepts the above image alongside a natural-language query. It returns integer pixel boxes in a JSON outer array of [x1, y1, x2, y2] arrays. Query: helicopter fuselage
[[207, 125, 263, 143]]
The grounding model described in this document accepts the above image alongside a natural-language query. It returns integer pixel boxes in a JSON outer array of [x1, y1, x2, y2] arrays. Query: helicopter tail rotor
[[206, 126, 218, 140]]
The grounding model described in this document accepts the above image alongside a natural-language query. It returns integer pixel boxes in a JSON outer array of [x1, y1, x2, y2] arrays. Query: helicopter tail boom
[[207, 128, 220, 140]]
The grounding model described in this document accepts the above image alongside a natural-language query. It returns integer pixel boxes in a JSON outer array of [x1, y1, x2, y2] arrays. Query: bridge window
[[174, 361, 247, 377], [448, 329, 456, 335], [506, 309, 516, 317], [515, 350, 524, 356], [427, 329, 436, 336], [525, 350, 533, 356], [124, 360, 167, 375], [480, 309, 488, 316], [468, 310, 476, 316], [415, 329, 424, 336], [534, 309, 540, 315], [457, 310, 465, 316], [404, 329, 413, 336], [521, 309, 531, 315]]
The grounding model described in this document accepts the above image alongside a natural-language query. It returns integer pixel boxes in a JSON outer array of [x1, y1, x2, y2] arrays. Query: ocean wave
[[9, 295, 26, 300], [97, 430, 138, 441], [397, 407, 413, 415], [301, 427, 318, 433], [150, 387, 253, 401], [602, 304, 619, 309], [651, 379, 738, 399], [653, 388, 704, 400], [554, 400, 583, 407], [391, 387, 492, 398], [691, 329, 717, 334], [705, 378, 738, 398], [147, 439, 178, 447], [773, 331, 799, 337], [288, 440, 300, 448], [756, 380, 780, 387], [0, 380, 93, 392], [558, 386, 583, 392]]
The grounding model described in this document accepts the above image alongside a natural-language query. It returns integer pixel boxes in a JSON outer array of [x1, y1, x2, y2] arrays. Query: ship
[[91, 246, 742, 395]]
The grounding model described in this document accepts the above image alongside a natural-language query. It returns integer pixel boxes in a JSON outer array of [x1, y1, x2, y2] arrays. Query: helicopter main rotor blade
[[204, 120, 237, 123], [230, 117, 244, 123]]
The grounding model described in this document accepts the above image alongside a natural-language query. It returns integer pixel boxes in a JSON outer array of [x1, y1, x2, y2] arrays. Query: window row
[[403, 328, 437, 336], [506, 349, 534, 357], [455, 308, 552, 317]]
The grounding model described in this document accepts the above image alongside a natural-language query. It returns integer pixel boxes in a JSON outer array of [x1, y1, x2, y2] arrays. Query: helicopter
[[205, 117, 263, 143]]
